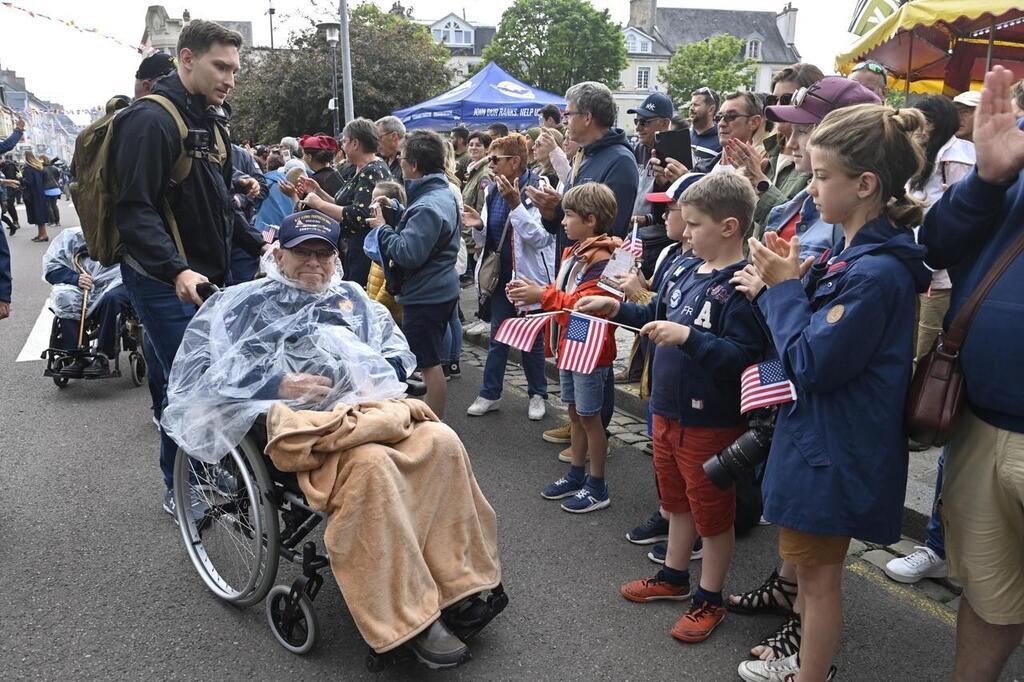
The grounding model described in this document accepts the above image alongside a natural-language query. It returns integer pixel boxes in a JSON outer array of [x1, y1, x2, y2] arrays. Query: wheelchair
[[170, 382, 508, 671], [42, 306, 147, 389]]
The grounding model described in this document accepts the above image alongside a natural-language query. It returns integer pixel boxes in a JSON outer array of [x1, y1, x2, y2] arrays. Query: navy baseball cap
[[628, 92, 673, 119], [278, 210, 341, 251], [646, 172, 706, 203], [135, 52, 176, 80]]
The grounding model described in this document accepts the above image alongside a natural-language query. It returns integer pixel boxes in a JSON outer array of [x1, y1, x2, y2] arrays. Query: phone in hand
[[654, 130, 693, 170]]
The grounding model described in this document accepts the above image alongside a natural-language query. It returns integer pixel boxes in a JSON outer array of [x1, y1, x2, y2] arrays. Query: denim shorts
[[559, 367, 609, 417]]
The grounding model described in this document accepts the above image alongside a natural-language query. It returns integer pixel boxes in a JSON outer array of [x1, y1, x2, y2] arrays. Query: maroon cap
[[765, 76, 881, 125], [299, 134, 339, 152]]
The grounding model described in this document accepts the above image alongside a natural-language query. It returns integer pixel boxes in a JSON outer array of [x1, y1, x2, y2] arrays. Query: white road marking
[[17, 303, 54, 362]]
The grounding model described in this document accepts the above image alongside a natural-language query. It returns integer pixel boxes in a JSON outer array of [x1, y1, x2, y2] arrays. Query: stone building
[[140, 5, 254, 54]]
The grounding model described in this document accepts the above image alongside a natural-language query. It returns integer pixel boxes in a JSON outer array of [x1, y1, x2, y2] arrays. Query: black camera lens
[[703, 413, 775, 490]]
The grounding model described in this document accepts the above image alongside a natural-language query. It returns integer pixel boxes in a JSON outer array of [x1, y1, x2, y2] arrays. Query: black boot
[[406, 619, 470, 669], [82, 354, 111, 378]]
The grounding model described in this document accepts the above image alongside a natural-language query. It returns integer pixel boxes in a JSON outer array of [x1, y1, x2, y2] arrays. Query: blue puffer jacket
[[377, 173, 460, 306], [920, 168, 1024, 433], [763, 190, 843, 261], [757, 217, 930, 543]]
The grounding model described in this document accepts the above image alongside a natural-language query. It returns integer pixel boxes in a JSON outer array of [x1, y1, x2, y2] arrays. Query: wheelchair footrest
[[441, 583, 508, 642]]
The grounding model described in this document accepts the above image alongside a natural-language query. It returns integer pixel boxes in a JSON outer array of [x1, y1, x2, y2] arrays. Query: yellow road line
[[847, 560, 957, 627]]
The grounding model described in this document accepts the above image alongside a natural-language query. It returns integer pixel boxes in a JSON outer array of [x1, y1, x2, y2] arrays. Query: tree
[[230, 4, 452, 142], [479, 0, 627, 95], [660, 35, 757, 109]]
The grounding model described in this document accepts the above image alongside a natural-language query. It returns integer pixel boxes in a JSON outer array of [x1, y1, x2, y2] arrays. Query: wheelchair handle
[[404, 379, 427, 397], [196, 282, 220, 302]]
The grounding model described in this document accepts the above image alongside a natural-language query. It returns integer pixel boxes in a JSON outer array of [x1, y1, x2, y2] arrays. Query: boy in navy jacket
[[577, 172, 766, 644]]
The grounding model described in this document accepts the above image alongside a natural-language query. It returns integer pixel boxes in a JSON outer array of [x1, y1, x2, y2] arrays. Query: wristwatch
[[756, 179, 771, 195]]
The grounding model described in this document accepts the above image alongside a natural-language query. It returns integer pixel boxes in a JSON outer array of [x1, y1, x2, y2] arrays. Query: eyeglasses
[[488, 154, 516, 164], [562, 110, 587, 118], [763, 93, 793, 108], [713, 112, 755, 124], [290, 246, 337, 263], [853, 61, 887, 77]]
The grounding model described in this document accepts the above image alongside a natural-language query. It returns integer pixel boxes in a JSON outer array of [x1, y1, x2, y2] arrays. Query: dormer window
[[640, 40, 650, 53], [627, 34, 637, 52], [746, 39, 762, 60], [436, 18, 472, 46]]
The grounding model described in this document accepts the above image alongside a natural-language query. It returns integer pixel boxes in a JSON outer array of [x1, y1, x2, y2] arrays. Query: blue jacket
[[763, 190, 843, 261], [757, 217, 930, 543], [543, 128, 639, 252], [920, 169, 1024, 433], [254, 169, 297, 233], [377, 173, 460, 306], [616, 253, 767, 427]]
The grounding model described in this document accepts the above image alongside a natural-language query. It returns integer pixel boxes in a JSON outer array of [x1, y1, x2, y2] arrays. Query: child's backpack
[[69, 94, 226, 266]]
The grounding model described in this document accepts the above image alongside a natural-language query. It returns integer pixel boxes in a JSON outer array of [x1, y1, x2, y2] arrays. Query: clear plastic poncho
[[42, 227, 123, 318], [161, 248, 417, 463]]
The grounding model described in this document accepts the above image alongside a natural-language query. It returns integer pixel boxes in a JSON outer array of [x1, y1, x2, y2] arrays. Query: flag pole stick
[[560, 308, 644, 334]]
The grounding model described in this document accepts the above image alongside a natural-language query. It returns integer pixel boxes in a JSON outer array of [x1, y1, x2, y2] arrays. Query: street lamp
[[317, 21, 341, 140], [267, 0, 276, 50]]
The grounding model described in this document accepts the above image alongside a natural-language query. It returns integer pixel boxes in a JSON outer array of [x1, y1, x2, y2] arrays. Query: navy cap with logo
[[628, 92, 674, 119], [135, 52, 176, 81], [278, 210, 341, 252]]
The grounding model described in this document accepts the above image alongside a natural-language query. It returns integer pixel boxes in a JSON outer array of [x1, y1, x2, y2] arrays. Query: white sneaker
[[884, 546, 947, 584], [528, 395, 546, 421], [737, 654, 800, 682], [467, 396, 500, 416]]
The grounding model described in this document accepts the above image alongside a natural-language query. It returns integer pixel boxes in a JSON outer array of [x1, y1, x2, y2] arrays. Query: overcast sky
[[0, 0, 860, 116]]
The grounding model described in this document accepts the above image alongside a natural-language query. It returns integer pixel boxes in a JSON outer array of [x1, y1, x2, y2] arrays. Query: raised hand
[[524, 184, 562, 220], [975, 66, 1024, 184], [748, 236, 813, 287], [462, 205, 483, 229], [496, 174, 521, 209]]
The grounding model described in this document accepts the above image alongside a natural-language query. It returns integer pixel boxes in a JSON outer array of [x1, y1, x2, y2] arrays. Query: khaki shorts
[[942, 408, 1024, 625], [778, 527, 851, 567]]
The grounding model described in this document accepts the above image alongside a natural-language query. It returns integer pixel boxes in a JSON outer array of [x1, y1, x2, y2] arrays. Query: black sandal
[[752, 614, 802, 660], [727, 568, 797, 616]]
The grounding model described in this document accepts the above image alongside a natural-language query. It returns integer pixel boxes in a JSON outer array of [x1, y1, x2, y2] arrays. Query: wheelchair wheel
[[173, 434, 280, 607], [129, 351, 146, 387], [266, 584, 319, 655], [52, 374, 69, 388]]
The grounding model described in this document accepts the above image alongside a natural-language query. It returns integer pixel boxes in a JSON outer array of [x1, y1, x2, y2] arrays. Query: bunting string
[[1, 2, 148, 54]]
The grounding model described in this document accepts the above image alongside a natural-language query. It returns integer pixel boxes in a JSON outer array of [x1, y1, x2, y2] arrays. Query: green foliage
[[479, 0, 627, 95], [660, 35, 757, 109], [885, 89, 907, 109], [230, 4, 452, 142]]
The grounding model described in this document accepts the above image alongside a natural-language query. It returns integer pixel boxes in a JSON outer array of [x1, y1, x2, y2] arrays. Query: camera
[[379, 198, 402, 228], [185, 129, 212, 153], [703, 407, 776, 490]]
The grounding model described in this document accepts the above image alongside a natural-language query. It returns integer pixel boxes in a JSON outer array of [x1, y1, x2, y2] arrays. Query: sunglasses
[[853, 61, 887, 77], [713, 112, 755, 124], [763, 93, 793, 108], [487, 154, 517, 164], [693, 86, 719, 107], [634, 118, 664, 129]]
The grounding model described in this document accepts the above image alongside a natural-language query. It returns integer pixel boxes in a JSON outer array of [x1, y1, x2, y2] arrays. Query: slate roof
[[648, 8, 799, 63]]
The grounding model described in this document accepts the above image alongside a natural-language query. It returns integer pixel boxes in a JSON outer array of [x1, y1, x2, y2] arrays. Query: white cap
[[952, 91, 980, 108]]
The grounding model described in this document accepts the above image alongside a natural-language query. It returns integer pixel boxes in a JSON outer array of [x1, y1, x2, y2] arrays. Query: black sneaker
[[626, 511, 669, 545], [647, 539, 702, 564]]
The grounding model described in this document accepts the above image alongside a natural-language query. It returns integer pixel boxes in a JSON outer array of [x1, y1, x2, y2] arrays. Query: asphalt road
[[1, 201, 1022, 681]]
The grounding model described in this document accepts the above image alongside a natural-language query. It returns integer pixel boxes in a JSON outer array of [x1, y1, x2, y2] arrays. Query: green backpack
[[69, 94, 227, 267]]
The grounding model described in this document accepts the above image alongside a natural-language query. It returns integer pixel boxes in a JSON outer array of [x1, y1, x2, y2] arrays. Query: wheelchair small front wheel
[[52, 374, 69, 388], [266, 585, 318, 655], [129, 351, 146, 387]]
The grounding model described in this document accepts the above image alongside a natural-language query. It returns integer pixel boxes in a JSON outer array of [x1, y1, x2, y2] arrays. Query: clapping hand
[[725, 138, 769, 185], [534, 130, 557, 158], [295, 176, 322, 199], [748, 233, 814, 287], [524, 184, 562, 220], [496, 175, 521, 209], [975, 66, 1024, 184], [730, 264, 766, 301]]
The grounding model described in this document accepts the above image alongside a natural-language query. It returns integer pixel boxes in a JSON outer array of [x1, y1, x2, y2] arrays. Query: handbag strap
[[944, 228, 1024, 352]]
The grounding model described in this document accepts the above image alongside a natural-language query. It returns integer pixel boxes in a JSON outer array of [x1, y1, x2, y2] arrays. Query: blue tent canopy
[[393, 62, 565, 131]]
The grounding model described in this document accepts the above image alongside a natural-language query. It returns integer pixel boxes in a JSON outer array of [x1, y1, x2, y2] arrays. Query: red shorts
[[652, 414, 746, 537]]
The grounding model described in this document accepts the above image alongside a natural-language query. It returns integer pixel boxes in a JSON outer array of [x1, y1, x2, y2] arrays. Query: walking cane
[[73, 252, 90, 348]]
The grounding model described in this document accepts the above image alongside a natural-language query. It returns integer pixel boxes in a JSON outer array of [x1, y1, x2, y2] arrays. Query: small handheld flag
[[493, 312, 555, 352], [557, 313, 608, 374], [740, 360, 797, 415]]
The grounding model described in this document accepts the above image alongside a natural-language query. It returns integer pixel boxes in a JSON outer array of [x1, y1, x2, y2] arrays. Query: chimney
[[776, 2, 797, 46], [629, 0, 656, 35]]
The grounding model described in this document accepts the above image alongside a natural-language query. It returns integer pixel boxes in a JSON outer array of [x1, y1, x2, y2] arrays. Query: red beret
[[299, 134, 339, 151]]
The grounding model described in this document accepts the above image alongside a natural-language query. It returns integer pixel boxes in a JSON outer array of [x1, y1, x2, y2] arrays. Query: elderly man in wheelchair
[[160, 210, 505, 670], [42, 227, 142, 383]]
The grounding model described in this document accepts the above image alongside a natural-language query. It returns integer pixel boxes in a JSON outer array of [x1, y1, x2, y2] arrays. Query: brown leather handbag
[[906, 230, 1024, 446]]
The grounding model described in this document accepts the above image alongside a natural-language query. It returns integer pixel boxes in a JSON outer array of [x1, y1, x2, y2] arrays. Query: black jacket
[[113, 73, 263, 285]]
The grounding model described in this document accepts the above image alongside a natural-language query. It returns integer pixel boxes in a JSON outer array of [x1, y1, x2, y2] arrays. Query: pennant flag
[[493, 312, 554, 352], [740, 360, 797, 415], [622, 224, 643, 259], [557, 313, 607, 374]]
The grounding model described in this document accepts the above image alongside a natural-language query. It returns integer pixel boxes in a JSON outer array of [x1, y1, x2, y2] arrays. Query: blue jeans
[[925, 448, 946, 559], [121, 264, 197, 490], [441, 301, 462, 365], [479, 287, 548, 400]]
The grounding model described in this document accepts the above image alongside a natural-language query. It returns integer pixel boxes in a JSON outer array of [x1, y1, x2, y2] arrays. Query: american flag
[[557, 313, 608, 374], [622, 224, 643, 259], [493, 312, 554, 352], [740, 360, 797, 415], [261, 224, 279, 243]]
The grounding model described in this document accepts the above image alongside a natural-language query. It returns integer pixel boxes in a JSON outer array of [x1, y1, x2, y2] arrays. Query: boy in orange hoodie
[[507, 182, 619, 513]]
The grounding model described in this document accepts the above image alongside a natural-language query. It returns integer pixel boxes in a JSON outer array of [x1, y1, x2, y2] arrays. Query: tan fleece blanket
[[264, 399, 501, 653]]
